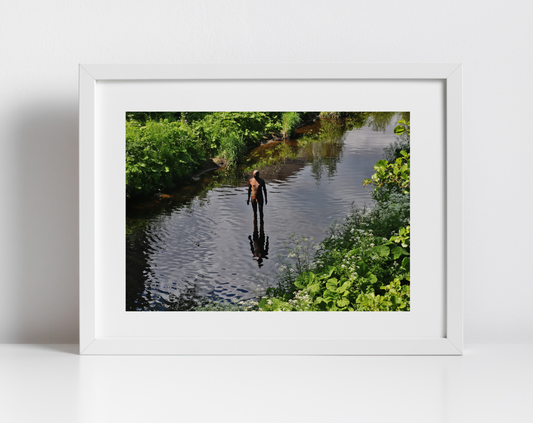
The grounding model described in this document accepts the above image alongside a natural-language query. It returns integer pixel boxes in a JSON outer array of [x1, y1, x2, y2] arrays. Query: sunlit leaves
[[363, 150, 410, 201], [394, 119, 410, 137]]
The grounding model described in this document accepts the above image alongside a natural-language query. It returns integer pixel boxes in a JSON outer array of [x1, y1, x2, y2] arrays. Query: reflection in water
[[126, 114, 404, 311], [365, 112, 395, 133], [126, 229, 152, 311], [248, 220, 269, 268], [304, 136, 344, 184]]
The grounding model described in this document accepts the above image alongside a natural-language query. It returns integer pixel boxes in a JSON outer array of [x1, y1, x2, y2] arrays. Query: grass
[[280, 112, 302, 140]]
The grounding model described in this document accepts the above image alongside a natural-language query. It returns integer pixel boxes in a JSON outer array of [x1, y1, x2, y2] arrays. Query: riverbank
[[126, 112, 315, 199], [124, 111, 390, 199], [189, 136, 294, 182]]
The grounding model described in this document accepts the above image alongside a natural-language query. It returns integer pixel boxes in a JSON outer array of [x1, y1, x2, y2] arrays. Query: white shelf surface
[[1, 343, 531, 423]]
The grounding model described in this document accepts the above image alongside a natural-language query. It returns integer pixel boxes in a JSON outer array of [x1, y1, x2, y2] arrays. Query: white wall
[[1, 0, 531, 344]]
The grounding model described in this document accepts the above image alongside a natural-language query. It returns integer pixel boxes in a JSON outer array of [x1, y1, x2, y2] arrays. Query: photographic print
[[126, 112, 410, 312]]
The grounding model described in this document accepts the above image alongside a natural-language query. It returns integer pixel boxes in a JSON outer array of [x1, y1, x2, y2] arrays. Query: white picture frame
[[79, 63, 462, 355]]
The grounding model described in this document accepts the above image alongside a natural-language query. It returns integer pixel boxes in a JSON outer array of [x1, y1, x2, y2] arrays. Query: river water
[[126, 117, 401, 311]]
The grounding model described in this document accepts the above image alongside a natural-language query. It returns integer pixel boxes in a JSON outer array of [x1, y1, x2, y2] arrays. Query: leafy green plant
[[258, 225, 410, 312], [126, 119, 205, 198], [393, 119, 410, 137], [356, 278, 410, 311], [363, 150, 410, 201]]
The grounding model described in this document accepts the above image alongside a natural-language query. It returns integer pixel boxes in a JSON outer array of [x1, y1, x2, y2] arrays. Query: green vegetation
[[280, 112, 302, 140], [393, 118, 411, 137], [126, 112, 286, 198], [126, 119, 206, 198], [258, 220, 410, 311], [363, 150, 410, 201]]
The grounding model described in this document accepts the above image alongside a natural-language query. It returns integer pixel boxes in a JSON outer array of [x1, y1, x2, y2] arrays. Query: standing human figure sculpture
[[247, 169, 267, 223]]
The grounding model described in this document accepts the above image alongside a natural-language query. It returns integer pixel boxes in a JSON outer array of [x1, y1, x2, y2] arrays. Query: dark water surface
[[126, 119, 399, 311]]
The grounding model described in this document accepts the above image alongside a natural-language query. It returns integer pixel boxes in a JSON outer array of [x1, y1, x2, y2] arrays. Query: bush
[[126, 119, 205, 198], [194, 112, 281, 154], [259, 225, 410, 311], [363, 150, 410, 202]]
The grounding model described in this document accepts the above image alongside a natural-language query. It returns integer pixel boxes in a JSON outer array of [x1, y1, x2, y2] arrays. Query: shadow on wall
[[7, 101, 79, 343]]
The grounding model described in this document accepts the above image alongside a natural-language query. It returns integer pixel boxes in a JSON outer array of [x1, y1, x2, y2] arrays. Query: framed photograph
[[79, 64, 462, 355]]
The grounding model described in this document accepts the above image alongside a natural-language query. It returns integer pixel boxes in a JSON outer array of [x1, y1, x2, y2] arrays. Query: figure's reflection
[[248, 220, 269, 268]]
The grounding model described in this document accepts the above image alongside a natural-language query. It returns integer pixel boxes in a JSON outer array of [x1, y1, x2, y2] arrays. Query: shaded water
[[126, 118, 400, 311]]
